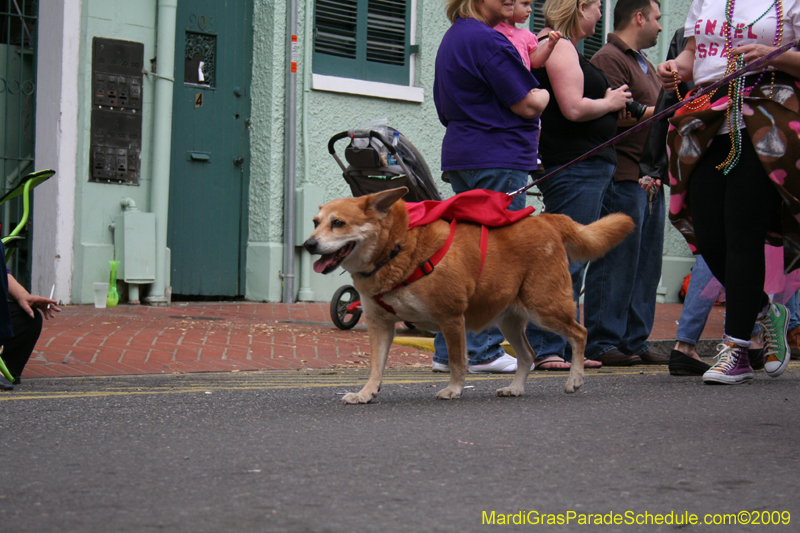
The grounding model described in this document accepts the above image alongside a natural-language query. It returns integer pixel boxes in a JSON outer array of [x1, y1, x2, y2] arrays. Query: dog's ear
[[365, 187, 409, 216]]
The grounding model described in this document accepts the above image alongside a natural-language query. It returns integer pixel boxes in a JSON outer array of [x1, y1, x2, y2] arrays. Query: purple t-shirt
[[434, 17, 540, 171]]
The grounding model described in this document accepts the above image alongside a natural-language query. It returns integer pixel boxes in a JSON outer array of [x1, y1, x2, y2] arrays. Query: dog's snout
[[304, 237, 318, 254]]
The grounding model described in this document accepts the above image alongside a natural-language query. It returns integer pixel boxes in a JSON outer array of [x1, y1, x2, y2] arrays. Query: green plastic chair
[[0, 169, 56, 385], [0, 169, 56, 261]]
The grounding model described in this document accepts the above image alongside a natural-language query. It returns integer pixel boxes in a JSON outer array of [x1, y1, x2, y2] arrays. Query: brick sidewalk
[[23, 302, 725, 380]]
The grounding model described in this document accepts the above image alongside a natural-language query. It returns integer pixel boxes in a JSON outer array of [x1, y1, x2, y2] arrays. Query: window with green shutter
[[313, 0, 411, 85], [530, 0, 606, 60]]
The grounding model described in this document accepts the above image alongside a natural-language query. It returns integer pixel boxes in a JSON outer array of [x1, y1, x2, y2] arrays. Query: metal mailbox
[[90, 38, 144, 185]]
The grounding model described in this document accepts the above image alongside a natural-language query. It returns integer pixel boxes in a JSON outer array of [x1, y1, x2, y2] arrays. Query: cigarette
[[47, 284, 54, 309]]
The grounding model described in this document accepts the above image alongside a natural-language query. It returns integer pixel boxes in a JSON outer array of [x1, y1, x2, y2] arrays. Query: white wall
[[32, 0, 82, 302]]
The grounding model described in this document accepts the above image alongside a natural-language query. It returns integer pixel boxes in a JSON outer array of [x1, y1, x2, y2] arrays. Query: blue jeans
[[526, 158, 616, 362], [788, 291, 800, 331], [584, 180, 666, 358], [675, 256, 721, 346], [433, 167, 530, 366], [676, 254, 769, 344]]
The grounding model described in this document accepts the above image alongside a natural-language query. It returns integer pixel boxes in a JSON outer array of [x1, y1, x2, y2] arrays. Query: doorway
[[168, 0, 253, 298]]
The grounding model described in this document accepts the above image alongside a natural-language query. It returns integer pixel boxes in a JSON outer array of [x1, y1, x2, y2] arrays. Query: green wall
[[72, 0, 158, 304], [64, 0, 696, 304], [247, 0, 460, 302]]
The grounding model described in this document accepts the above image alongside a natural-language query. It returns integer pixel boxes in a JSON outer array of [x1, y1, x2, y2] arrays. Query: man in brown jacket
[[584, 0, 668, 366]]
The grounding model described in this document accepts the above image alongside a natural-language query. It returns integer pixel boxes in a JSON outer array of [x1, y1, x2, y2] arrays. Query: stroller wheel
[[330, 285, 362, 330]]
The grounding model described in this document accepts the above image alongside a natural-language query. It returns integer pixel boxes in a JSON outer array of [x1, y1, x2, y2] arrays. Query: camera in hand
[[611, 86, 647, 121], [625, 99, 647, 121]]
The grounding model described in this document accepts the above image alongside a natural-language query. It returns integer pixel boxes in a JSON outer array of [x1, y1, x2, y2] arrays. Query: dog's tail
[[547, 212, 635, 263]]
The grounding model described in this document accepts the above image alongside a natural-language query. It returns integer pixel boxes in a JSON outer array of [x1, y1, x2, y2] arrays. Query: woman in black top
[[526, 0, 630, 370]]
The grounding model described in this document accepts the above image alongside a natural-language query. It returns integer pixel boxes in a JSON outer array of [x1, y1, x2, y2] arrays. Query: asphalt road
[[1, 367, 798, 532]]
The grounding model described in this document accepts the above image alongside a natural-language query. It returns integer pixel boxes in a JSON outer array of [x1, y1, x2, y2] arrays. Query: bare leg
[[674, 341, 701, 360]]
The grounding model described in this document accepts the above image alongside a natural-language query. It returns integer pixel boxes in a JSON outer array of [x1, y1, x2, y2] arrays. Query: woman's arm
[[529, 31, 562, 69], [7, 273, 60, 319], [510, 88, 550, 118], [657, 37, 696, 90], [546, 38, 630, 122], [733, 46, 800, 79]]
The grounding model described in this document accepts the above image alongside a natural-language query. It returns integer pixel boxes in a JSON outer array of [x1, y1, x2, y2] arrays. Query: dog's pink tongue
[[313, 255, 335, 273]]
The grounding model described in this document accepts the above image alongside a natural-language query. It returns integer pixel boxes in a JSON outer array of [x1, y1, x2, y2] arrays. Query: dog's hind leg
[[342, 315, 396, 404], [436, 317, 468, 400], [523, 276, 586, 392], [536, 311, 586, 393], [519, 262, 587, 394], [495, 312, 533, 397], [563, 326, 586, 393]]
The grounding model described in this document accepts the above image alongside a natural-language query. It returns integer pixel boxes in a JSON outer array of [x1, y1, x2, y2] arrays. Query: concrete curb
[[393, 337, 726, 357]]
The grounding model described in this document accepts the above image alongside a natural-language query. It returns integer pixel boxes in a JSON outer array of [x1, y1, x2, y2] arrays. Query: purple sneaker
[[703, 339, 754, 385]]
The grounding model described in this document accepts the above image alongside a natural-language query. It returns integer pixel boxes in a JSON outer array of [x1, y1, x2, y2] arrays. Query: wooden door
[[168, 0, 253, 297]]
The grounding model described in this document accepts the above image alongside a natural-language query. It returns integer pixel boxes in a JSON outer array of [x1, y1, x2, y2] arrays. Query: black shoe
[[668, 350, 711, 376], [748, 348, 765, 371], [0, 375, 13, 391], [595, 349, 642, 366], [639, 348, 670, 365]]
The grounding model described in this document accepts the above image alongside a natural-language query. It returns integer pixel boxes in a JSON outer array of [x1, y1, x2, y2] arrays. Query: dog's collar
[[358, 244, 401, 278]]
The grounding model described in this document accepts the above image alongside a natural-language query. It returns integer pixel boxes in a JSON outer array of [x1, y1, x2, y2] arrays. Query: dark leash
[[508, 39, 800, 198]]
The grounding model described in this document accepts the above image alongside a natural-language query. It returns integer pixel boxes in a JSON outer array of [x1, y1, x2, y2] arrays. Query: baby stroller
[[327, 124, 442, 329]]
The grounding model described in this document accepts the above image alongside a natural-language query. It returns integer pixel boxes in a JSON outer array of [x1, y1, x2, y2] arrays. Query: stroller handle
[[328, 131, 349, 154], [328, 129, 409, 176], [327, 129, 398, 155]]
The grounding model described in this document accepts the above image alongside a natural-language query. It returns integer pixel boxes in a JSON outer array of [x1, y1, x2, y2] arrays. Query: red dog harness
[[366, 189, 534, 316], [373, 219, 489, 315]]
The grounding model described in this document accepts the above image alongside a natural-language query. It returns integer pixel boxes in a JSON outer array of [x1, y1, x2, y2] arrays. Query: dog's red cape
[[405, 189, 534, 229]]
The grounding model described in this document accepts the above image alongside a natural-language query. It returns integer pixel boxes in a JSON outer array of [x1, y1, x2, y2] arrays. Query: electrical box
[[114, 211, 156, 283], [90, 38, 144, 185]]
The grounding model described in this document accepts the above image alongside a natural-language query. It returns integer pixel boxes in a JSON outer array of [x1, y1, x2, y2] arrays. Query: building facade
[[22, 0, 693, 306]]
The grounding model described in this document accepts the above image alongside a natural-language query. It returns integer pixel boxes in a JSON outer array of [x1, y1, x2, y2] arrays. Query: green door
[[168, 0, 253, 297]]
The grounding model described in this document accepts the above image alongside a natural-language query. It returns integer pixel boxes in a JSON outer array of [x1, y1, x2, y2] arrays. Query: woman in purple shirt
[[430, 0, 549, 374]]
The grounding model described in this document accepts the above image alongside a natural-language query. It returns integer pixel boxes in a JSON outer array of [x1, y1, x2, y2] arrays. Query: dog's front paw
[[496, 385, 524, 397], [564, 376, 583, 393], [435, 386, 462, 400], [341, 390, 376, 404]]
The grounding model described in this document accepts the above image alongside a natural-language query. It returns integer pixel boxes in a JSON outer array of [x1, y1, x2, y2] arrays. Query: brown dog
[[304, 187, 634, 403]]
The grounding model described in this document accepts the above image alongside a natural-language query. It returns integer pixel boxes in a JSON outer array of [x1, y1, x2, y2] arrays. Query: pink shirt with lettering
[[685, 0, 800, 85], [494, 22, 539, 70]]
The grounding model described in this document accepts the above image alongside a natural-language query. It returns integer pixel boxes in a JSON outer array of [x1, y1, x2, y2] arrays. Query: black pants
[[2, 301, 44, 380], [689, 133, 782, 340]]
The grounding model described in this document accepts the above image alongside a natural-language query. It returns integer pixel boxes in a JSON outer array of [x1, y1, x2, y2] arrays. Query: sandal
[[533, 356, 571, 371]]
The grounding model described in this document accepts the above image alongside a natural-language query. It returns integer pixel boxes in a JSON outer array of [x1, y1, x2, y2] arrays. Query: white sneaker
[[431, 361, 450, 373], [468, 353, 518, 374]]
